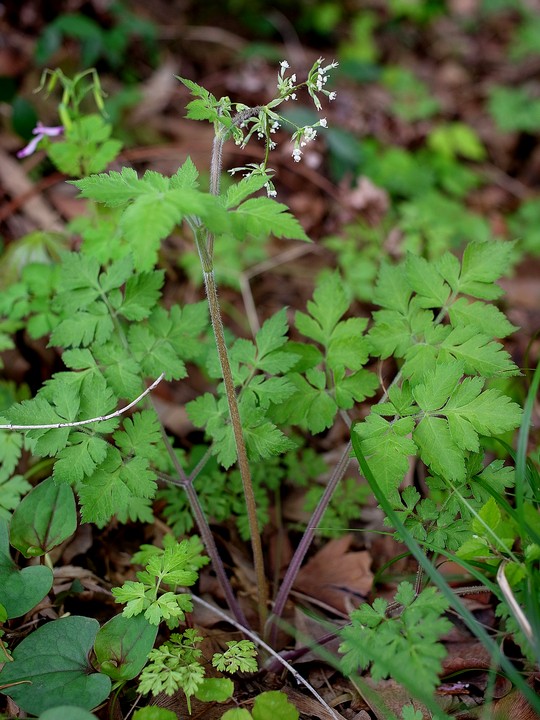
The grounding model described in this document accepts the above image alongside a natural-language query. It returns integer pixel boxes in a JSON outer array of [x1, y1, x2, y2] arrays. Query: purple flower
[[17, 122, 64, 159]]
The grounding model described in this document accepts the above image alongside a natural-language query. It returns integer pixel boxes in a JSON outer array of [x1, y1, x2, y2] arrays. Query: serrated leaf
[[100, 255, 134, 293], [448, 297, 517, 337], [226, 174, 270, 209], [354, 415, 417, 500], [443, 381, 522, 436], [50, 302, 114, 348], [457, 241, 515, 299], [439, 325, 519, 377], [0, 430, 24, 478], [71, 167, 146, 206], [78, 448, 156, 526], [120, 192, 184, 270], [231, 197, 309, 242], [170, 157, 199, 190], [113, 410, 162, 462], [53, 433, 109, 484], [94, 341, 143, 398], [296, 272, 350, 346], [413, 415, 465, 481], [373, 262, 413, 313], [411, 361, 463, 411], [120, 271, 164, 321], [255, 307, 289, 359], [327, 318, 370, 370], [243, 419, 296, 461], [334, 369, 379, 408], [270, 373, 337, 433], [406, 254, 451, 307]]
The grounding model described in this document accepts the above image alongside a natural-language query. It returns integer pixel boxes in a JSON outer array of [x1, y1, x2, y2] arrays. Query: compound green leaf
[[372, 262, 413, 313], [405, 254, 451, 307], [50, 301, 114, 348], [413, 415, 465, 482], [270, 373, 337, 434], [448, 297, 517, 337], [457, 241, 514, 299], [327, 318, 370, 371], [53, 433, 109, 485], [255, 307, 289, 359], [170, 156, 199, 190], [334, 369, 379, 409], [439, 325, 519, 377], [113, 410, 163, 463], [231, 197, 309, 242], [354, 415, 417, 501], [225, 174, 269, 209], [411, 361, 463, 411], [120, 270, 165, 321], [120, 192, 183, 271], [0, 616, 110, 715], [71, 167, 149, 206], [296, 272, 349, 346], [443, 381, 522, 436], [0, 430, 23, 477]]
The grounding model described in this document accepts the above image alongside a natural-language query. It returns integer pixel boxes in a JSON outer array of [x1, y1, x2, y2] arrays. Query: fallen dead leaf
[[293, 534, 373, 615]]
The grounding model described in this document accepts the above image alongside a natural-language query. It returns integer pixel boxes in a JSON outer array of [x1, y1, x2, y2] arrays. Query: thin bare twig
[[191, 594, 342, 720], [0, 374, 165, 430]]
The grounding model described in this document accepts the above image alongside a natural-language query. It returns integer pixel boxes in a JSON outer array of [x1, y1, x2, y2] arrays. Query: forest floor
[[1, 1, 540, 718]]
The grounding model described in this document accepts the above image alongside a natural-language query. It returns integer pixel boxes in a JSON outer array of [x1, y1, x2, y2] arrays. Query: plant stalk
[[202, 267, 268, 630], [268, 439, 352, 642]]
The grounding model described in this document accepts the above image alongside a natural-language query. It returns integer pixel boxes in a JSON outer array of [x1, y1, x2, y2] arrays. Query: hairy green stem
[[193, 107, 270, 631], [202, 267, 268, 630]]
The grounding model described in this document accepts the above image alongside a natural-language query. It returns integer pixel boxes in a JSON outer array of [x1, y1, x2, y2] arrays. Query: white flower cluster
[[227, 58, 339, 189]]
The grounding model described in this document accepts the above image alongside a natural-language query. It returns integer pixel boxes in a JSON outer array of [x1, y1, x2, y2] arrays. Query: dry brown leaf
[[293, 534, 373, 615]]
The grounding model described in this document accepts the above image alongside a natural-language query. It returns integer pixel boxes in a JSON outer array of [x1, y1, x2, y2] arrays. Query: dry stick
[[497, 560, 534, 644], [191, 594, 342, 720], [268, 439, 352, 644], [0, 373, 165, 430], [158, 427, 249, 628]]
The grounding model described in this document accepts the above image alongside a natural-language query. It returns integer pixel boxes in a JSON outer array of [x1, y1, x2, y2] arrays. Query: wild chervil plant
[[0, 58, 538, 719]]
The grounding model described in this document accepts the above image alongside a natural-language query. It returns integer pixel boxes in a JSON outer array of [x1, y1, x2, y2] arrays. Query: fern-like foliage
[[354, 242, 521, 506], [339, 582, 452, 700]]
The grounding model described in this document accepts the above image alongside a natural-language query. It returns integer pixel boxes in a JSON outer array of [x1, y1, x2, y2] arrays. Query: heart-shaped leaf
[[10, 476, 77, 557], [0, 616, 111, 715], [94, 613, 158, 681], [0, 549, 52, 619], [39, 707, 99, 720]]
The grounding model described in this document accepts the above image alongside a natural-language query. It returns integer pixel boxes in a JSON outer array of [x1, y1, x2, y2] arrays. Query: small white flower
[[319, 117, 328, 127], [292, 148, 302, 162], [280, 60, 290, 70], [290, 93, 297, 100], [291, 74, 297, 82], [329, 92, 337, 101], [304, 127, 317, 141]]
